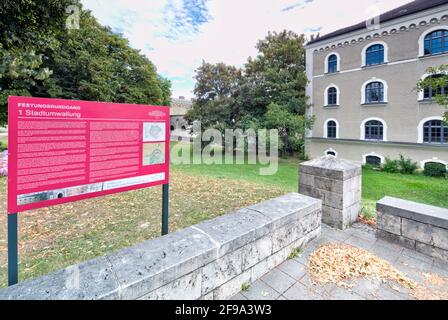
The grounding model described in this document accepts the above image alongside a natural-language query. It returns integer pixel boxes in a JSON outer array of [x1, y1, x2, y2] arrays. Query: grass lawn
[[173, 156, 299, 190], [0, 136, 7, 150], [0, 171, 285, 288], [173, 157, 448, 218], [0, 145, 447, 287], [360, 168, 448, 219]]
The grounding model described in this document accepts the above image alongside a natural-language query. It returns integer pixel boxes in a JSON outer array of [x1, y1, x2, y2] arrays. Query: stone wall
[[0, 193, 321, 300], [299, 156, 361, 230], [377, 196, 448, 263]]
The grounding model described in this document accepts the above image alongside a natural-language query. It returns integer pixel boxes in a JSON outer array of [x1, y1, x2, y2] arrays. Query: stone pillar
[[298, 156, 361, 230]]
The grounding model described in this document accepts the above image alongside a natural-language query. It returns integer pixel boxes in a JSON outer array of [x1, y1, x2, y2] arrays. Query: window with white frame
[[424, 30, 448, 56], [365, 81, 384, 104], [325, 52, 340, 74], [423, 119, 448, 144], [423, 75, 448, 100], [365, 155, 382, 166], [327, 87, 338, 105], [328, 54, 338, 73], [325, 85, 339, 106], [364, 120, 384, 141], [326, 120, 337, 139], [324, 119, 339, 139], [365, 44, 385, 66], [361, 79, 388, 104]]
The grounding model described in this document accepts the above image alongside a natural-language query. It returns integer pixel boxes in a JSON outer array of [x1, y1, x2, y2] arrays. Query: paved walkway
[[232, 223, 448, 300]]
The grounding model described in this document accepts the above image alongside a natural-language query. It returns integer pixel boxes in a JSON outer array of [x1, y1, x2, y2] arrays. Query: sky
[[81, 0, 411, 99]]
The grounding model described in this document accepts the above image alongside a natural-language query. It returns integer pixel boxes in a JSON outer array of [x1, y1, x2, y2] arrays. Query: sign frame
[[7, 96, 171, 286]]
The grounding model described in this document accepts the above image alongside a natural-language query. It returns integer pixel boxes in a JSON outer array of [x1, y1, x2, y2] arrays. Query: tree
[[187, 31, 311, 157], [0, 0, 76, 125], [244, 30, 308, 116], [243, 30, 311, 156], [45, 11, 166, 105], [158, 76, 172, 106], [264, 103, 306, 157], [0, 1, 171, 126], [417, 64, 448, 123], [186, 61, 243, 131]]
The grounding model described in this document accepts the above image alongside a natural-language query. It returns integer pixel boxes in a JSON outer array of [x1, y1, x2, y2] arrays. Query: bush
[[397, 154, 418, 175], [382, 158, 399, 173], [424, 162, 447, 178]]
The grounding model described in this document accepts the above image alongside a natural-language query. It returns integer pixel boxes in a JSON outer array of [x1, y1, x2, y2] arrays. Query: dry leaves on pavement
[[308, 243, 448, 300]]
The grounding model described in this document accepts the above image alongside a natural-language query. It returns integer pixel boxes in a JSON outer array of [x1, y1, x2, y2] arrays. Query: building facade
[[305, 0, 448, 169], [170, 96, 192, 132]]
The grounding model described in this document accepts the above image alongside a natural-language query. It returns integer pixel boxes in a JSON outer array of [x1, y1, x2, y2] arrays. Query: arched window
[[327, 120, 337, 139], [424, 30, 448, 56], [328, 54, 338, 73], [365, 155, 382, 167], [327, 87, 338, 105], [423, 120, 448, 144], [324, 85, 339, 106], [423, 75, 448, 100], [365, 120, 384, 141], [365, 82, 384, 104], [366, 44, 385, 66]]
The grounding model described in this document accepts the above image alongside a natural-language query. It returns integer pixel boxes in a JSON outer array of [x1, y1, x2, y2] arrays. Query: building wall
[[306, 138, 448, 168], [170, 116, 188, 131], [306, 5, 448, 166]]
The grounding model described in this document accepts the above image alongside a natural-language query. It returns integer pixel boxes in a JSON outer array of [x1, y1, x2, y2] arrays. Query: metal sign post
[[8, 213, 18, 286], [162, 183, 169, 236]]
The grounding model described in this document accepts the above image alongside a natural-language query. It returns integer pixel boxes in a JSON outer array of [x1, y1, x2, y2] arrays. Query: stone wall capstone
[[298, 156, 361, 230], [0, 193, 321, 300]]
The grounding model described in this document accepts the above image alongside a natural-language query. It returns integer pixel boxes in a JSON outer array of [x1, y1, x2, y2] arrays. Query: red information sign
[[8, 96, 170, 213]]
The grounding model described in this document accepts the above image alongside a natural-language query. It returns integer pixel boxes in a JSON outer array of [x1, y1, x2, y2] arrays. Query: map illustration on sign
[[143, 122, 166, 142], [143, 143, 165, 166]]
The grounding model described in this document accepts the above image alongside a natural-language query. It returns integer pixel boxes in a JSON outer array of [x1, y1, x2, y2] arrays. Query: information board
[[8, 96, 170, 213]]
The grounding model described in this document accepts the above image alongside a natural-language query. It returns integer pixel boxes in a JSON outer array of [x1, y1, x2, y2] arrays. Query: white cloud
[[81, 0, 411, 99]]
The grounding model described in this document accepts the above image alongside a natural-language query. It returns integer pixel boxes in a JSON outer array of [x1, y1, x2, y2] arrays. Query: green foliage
[[264, 103, 305, 157], [287, 247, 302, 260], [186, 61, 243, 130], [360, 202, 376, 221], [382, 158, 399, 173], [0, 1, 171, 126], [397, 154, 418, 175], [241, 283, 251, 292], [187, 30, 311, 156], [158, 76, 172, 106], [423, 162, 447, 178], [362, 166, 448, 217], [244, 30, 308, 116], [417, 64, 448, 123], [0, 0, 75, 126], [46, 11, 166, 105], [382, 155, 418, 175]]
